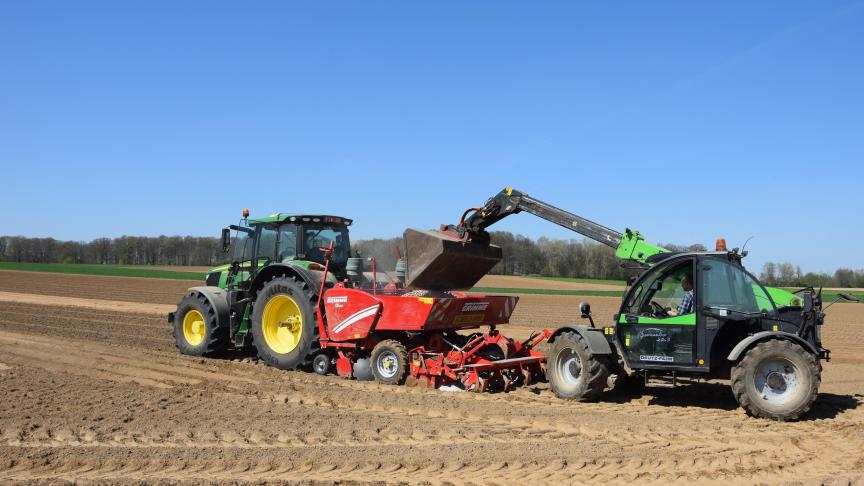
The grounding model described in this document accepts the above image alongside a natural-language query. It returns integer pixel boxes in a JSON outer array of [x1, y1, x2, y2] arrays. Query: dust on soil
[[0, 272, 862, 485]]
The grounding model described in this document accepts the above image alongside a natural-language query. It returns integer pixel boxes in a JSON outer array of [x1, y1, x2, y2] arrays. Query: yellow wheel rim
[[182, 309, 206, 346], [262, 295, 303, 354]]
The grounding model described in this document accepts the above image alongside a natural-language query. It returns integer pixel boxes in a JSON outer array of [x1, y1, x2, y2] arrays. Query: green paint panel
[[765, 286, 802, 307], [618, 313, 696, 326], [614, 229, 667, 265]]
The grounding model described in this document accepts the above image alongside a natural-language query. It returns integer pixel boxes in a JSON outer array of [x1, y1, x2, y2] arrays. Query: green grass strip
[[0, 262, 204, 280]]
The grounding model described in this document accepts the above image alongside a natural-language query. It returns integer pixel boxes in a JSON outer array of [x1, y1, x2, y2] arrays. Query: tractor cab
[[613, 250, 823, 377], [207, 213, 352, 289]]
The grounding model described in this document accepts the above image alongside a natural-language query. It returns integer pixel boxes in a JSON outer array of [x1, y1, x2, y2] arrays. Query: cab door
[[695, 256, 777, 369], [617, 258, 697, 368]]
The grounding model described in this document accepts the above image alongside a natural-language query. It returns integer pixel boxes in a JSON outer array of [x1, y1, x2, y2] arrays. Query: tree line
[[0, 235, 223, 266], [759, 261, 864, 289], [2, 233, 861, 288]]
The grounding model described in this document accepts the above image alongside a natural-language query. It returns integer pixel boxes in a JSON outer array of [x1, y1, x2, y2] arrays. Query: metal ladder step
[[643, 371, 677, 388]]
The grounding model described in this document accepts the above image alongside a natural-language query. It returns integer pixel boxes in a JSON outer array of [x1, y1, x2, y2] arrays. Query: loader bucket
[[403, 228, 502, 291]]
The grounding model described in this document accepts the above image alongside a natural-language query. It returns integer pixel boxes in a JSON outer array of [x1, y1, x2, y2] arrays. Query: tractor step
[[643, 371, 678, 388]]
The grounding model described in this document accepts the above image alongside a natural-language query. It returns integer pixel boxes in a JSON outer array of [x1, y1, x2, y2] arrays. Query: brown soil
[[0, 270, 197, 305], [0, 291, 172, 316], [0, 272, 862, 484], [477, 274, 623, 291]]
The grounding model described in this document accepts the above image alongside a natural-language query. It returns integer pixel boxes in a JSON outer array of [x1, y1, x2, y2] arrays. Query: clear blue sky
[[2, 1, 862, 274]]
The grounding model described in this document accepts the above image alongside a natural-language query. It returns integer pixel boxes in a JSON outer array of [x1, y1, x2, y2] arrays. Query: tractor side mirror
[[221, 227, 231, 253], [838, 292, 860, 303], [579, 302, 595, 328]]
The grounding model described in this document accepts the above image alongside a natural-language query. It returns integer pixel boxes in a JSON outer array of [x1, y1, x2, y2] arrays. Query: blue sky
[[1, 1, 862, 274]]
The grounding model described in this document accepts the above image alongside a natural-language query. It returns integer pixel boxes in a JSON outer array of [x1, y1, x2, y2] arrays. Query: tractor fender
[[184, 286, 231, 329], [249, 263, 332, 297], [548, 325, 614, 355], [727, 331, 818, 361]]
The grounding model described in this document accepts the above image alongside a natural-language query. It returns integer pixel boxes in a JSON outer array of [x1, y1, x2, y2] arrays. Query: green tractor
[[410, 187, 853, 420], [169, 211, 352, 370]]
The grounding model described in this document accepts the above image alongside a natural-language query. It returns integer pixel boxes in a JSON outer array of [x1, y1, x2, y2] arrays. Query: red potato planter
[[317, 284, 549, 391]]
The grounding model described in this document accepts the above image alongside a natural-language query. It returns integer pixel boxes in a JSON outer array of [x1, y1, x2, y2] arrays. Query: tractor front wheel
[[251, 276, 318, 370], [370, 340, 408, 385], [171, 293, 227, 356], [547, 331, 609, 401], [731, 339, 820, 421]]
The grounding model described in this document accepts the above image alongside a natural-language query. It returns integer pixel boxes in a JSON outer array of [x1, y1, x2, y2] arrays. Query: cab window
[[278, 224, 297, 262], [636, 261, 694, 315], [232, 225, 255, 262], [303, 225, 349, 265], [700, 257, 774, 314], [257, 224, 278, 261]]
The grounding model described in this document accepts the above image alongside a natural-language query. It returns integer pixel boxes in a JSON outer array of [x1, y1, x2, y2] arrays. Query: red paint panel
[[323, 288, 382, 341]]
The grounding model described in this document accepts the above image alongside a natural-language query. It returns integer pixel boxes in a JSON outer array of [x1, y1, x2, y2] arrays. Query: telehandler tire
[[172, 293, 228, 356], [251, 276, 319, 370], [731, 339, 820, 421], [547, 331, 609, 401], [371, 340, 409, 385]]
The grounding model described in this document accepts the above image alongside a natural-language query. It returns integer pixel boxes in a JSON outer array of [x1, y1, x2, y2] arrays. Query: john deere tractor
[[169, 211, 352, 370], [408, 187, 853, 420]]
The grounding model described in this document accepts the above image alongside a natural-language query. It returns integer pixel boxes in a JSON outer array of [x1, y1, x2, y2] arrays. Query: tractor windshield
[[232, 225, 256, 262]]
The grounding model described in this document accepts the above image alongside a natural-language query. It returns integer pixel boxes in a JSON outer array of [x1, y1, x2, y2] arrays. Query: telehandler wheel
[[171, 293, 228, 357], [547, 331, 609, 401], [370, 340, 409, 385], [251, 276, 318, 370], [731, 339, 820, 421]]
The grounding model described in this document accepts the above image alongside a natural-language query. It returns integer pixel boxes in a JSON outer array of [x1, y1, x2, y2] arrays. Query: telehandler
[[407, 187, 855, 420]]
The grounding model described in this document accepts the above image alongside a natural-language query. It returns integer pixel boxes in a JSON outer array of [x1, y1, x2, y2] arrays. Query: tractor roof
[[248, 214, 352, 226], [646, 250, 742, 265]]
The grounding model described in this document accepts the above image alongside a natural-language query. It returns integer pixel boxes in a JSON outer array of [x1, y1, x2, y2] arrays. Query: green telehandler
[[405, 187, 857, 420]]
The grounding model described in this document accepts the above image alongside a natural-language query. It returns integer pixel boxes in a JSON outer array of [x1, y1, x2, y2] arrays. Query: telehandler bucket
[[403, 228, 502, 291]]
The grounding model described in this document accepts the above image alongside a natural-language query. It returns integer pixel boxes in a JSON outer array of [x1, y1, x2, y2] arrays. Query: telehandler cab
[[406, 187, 844, 420]]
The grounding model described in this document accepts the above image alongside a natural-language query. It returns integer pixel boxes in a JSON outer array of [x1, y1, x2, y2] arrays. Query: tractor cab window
[[302, 225, 349, 265], [232, 225, 256, 263], [278, 224, 298, 262], [256, 224, 279, 262], [700, 257, 774, 315], [634, 260, 694, 317]]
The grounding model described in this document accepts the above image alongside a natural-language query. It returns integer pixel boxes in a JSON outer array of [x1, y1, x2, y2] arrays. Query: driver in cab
[[666, 273, 694, 316]]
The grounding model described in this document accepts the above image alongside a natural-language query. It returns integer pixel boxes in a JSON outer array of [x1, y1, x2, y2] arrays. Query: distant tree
[[761, 262, 778, 285], [834, 268, 855, 288]]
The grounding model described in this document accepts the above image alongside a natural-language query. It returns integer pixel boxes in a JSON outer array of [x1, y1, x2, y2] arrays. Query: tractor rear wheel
[[371, 340, 409, 385], [547, 331, 609, 401], [731, 339, 820, 421], [251, 276, 318, 370], [171, 293, 228, 356]]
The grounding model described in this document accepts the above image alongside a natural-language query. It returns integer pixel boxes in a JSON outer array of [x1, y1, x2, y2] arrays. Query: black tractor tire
[[251, 276, 319, 370], [370, 340, 409, 385], [547, 331, 610, 401], [731, 339, 820, 421], [171, 293, 228, 357]]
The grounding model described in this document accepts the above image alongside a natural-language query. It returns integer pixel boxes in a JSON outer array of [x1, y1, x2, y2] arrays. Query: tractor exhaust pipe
[[403, 228, 502, 291]]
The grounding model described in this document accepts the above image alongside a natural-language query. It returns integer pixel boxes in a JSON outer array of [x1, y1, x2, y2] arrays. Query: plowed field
[[0, 272, 862, 485]]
